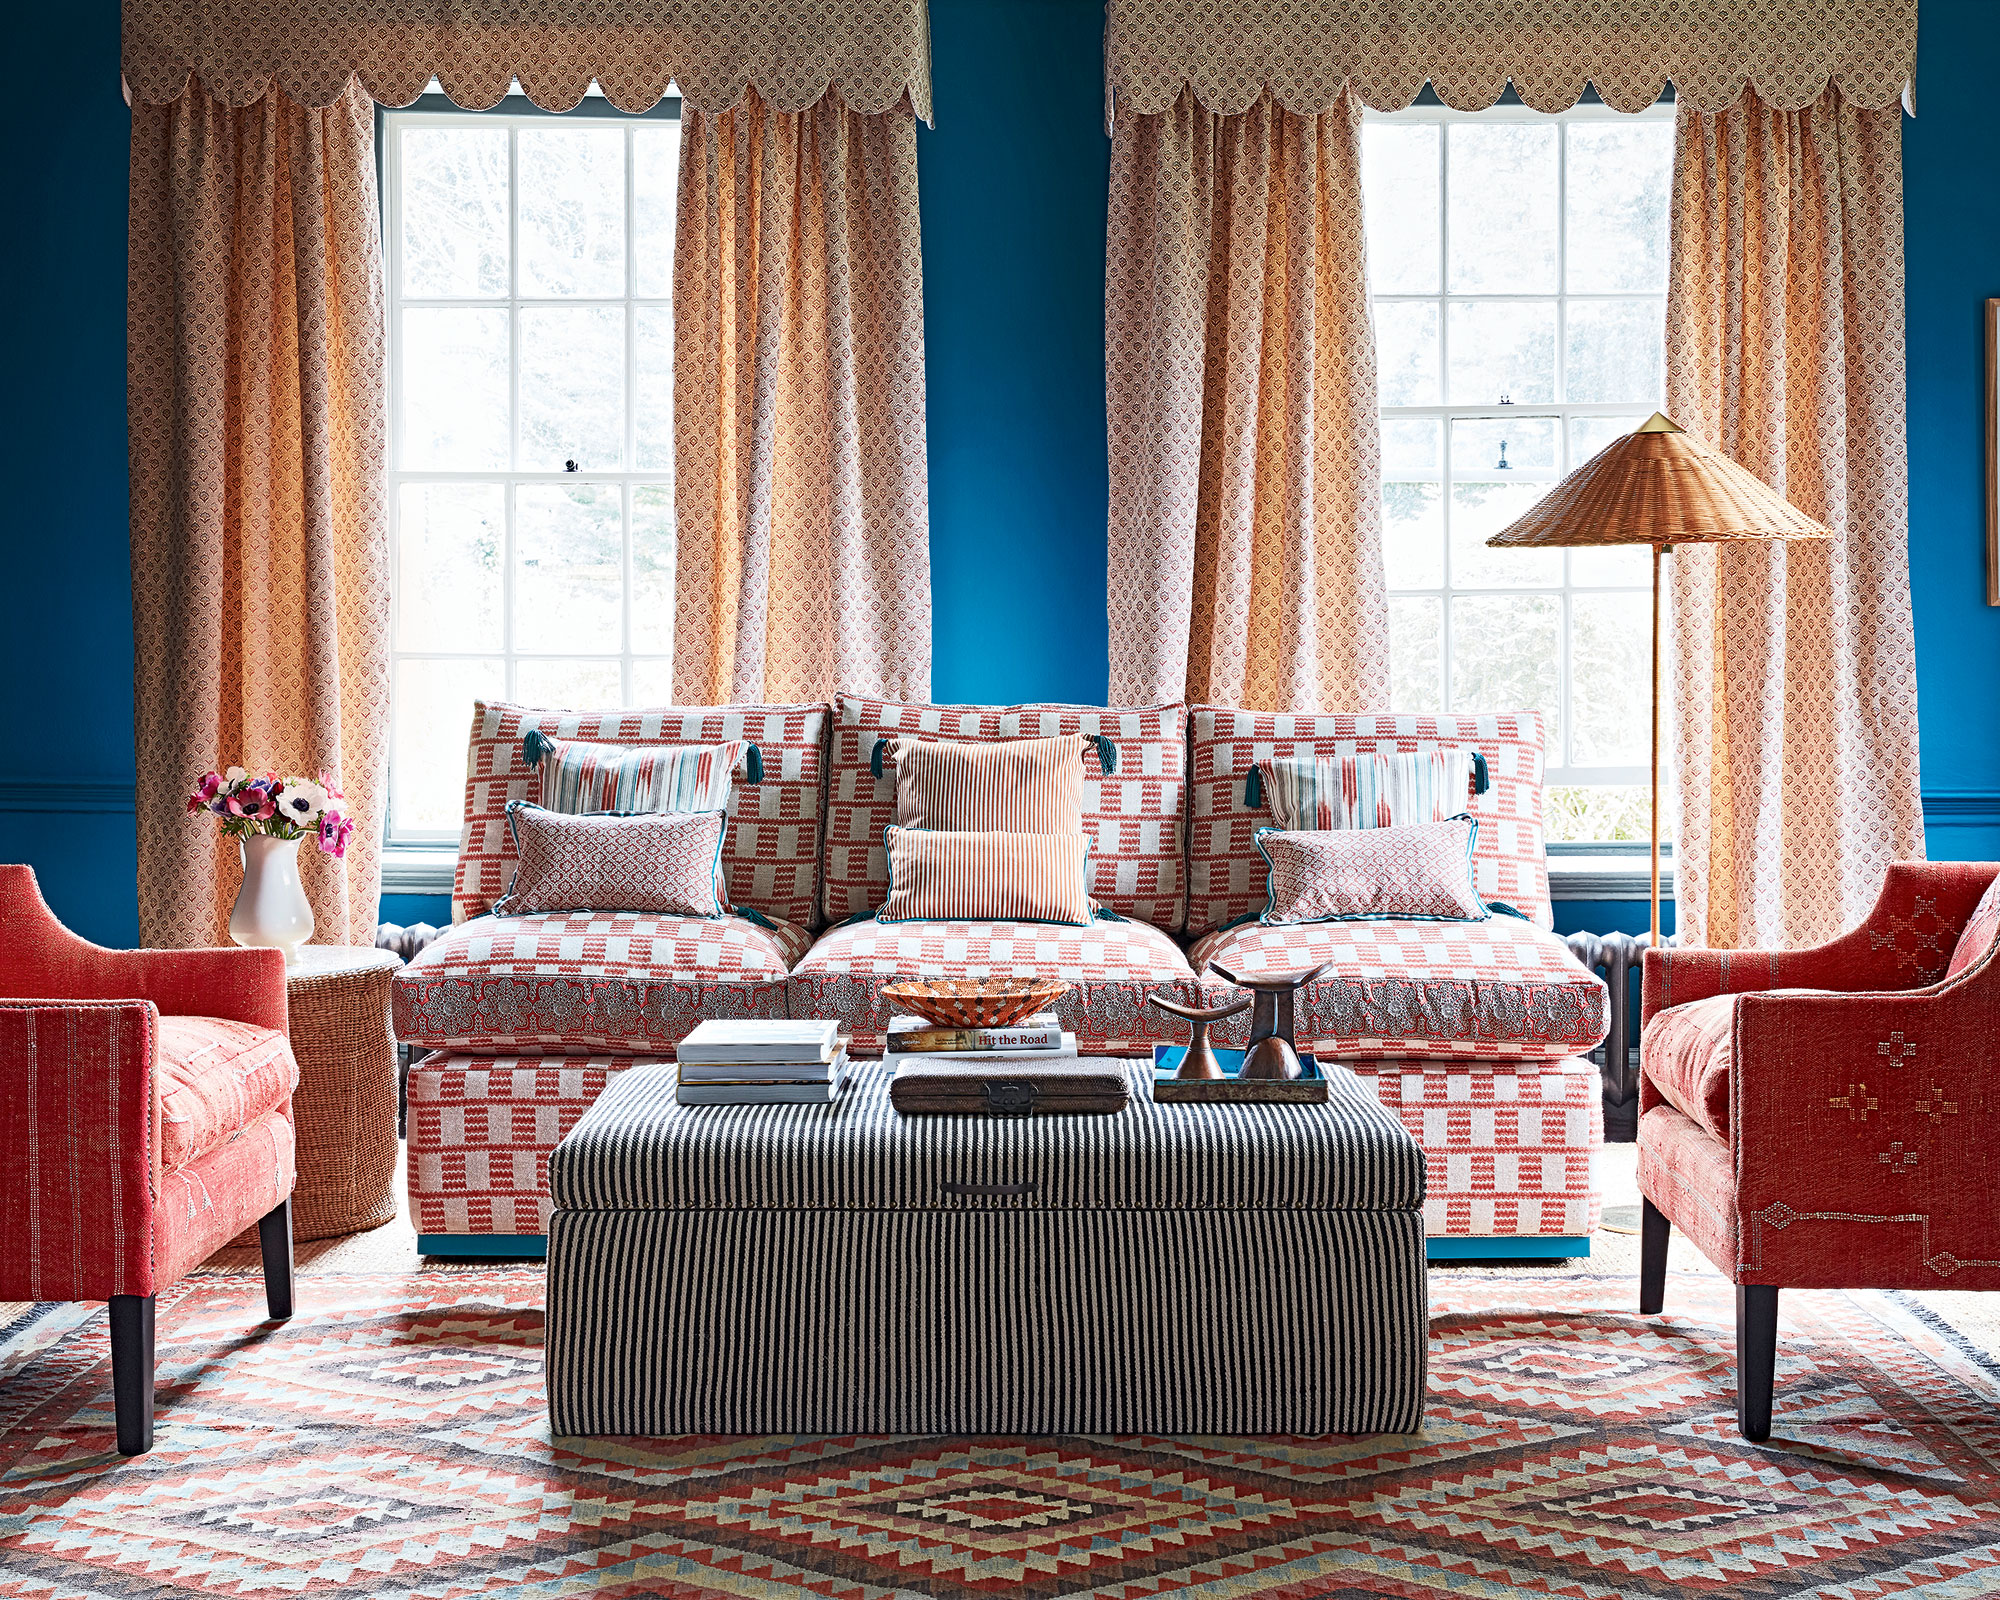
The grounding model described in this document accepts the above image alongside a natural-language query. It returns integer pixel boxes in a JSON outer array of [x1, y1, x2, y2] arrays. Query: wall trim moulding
[[1923, 790, 2000, 825], [0, 780, 136, 815]]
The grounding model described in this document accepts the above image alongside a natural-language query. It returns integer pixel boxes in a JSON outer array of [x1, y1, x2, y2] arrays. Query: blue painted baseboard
[[1427, 1236, 1591, 1260], [417, 1234, 549, 1258]]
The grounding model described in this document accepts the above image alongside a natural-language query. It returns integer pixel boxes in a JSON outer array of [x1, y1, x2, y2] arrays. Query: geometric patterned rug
[[4, 1271, 2000, 1598]]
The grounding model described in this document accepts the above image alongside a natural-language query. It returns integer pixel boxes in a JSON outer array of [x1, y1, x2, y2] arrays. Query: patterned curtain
[[1106, 87, 1390, 713], [128, 80, 389, 949], [672, 90, 931, 705], [1664, 88, 1925, 950]]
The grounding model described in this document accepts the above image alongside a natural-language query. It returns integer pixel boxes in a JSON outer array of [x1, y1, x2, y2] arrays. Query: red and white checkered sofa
[[393, 696, 1608, 1255]]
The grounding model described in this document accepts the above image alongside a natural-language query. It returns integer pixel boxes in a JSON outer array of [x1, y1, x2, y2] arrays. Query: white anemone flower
[[276, 779, 329, 824], [224, 766, 248, 786]]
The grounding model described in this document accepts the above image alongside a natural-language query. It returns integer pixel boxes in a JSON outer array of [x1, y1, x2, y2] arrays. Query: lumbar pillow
[[1257, 750, 1474, 830], [496, 802, 730, 917], [1256, 818, 1487, 924], [524, 730, 758, 816], [1946, 872, 2000, 979], [888, 733, 1092, 834], [878, 825, 1093, 926]]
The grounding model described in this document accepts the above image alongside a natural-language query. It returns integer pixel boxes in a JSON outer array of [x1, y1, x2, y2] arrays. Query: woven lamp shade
[[1487, 413, 1829, 550]]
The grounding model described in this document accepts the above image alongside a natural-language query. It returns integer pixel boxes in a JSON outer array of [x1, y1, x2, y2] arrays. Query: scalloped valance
[[121, 0, 933, 122], [1105, 0, 1915, 123]]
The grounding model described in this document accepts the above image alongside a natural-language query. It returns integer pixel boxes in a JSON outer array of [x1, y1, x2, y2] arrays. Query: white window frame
[[1366, 97, 1675, 801], [381, 95, 681, 847]]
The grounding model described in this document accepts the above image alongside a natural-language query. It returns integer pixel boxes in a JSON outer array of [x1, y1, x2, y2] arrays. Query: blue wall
[[3, 0, 1994, 945]]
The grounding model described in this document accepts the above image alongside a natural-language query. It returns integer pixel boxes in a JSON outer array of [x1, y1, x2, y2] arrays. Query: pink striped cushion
[[879, 827, 1093, 926], [1258, 820, 1487, 924], [528, 736, 748, 817], [496, 805, 730, 917], [891, 734, 1088, 834]]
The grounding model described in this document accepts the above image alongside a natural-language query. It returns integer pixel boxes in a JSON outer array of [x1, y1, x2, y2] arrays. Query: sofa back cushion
[[822, 697, 1188, 930], [1186, 707, 1552, 933], [453, 700, 829, 926]]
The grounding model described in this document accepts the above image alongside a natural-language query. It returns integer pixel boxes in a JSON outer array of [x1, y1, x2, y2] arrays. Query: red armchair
[[1637, 860, 2000, 1441], [0, 864, 298, 1454]]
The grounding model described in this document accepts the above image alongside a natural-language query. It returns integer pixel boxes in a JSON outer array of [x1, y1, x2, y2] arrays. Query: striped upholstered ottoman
[[545, 1060, 1428, 1436]]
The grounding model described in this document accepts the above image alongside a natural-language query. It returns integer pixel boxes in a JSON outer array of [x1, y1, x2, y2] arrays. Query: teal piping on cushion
[[1472, 751, 1490, 794], [1243, 765, 1264, 808], [523, 729, 555, 768], [1092, 734, 1118, 774], [871, 736, 890, 779], [743, 743, 764, 783]]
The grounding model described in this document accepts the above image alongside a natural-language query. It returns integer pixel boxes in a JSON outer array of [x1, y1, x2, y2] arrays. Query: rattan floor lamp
[[1486, 413, 1829, 944]]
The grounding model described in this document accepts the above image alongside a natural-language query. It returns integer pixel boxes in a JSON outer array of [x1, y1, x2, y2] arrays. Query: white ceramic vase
[[229, 834, 315, 965]]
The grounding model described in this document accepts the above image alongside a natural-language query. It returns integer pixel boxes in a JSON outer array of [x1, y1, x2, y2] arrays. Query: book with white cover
[[676, 1063, 848, 1106], [678, 1046, 849, 1085], [885, 1032, 1079, 1069], [885, 1012, 1063, 1054], [677, 1018, 842, 1065]]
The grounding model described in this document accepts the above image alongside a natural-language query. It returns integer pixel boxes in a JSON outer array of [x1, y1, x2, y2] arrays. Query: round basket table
[[282, 945, 403, 1240]]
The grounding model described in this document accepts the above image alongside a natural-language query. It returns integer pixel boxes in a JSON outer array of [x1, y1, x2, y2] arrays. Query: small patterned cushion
[[1257, 819, 1487, 924], [1946, 872, 2000, 980], [496, 804, 729, 917], [156, 1016, 300, 1172], [1262, 751, 1475, 830], [879, 827, 1093, 926], [527, 734, 749, 816], [1640, 992, 1736, 1143], [891, 733, 1089, 834]]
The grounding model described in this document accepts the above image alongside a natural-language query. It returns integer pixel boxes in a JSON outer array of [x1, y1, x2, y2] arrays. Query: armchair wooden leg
[[109, 1294, 155, 1456], [1737, 1284, 1779, 1443], [258, 1199, 295, 1322], [1639, 1197, 1670, 1315]]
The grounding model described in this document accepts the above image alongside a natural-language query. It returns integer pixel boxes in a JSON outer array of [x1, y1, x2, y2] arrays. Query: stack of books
[[676, 1019, 849, 1105], [883, 1011, 1078, 1067]]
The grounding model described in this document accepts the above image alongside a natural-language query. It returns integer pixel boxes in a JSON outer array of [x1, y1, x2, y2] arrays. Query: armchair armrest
[[1640, 861, 1997, 1028], [1725, 940, 2000, 1290]]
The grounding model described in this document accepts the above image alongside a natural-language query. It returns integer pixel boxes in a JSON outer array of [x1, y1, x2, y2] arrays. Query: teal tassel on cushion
[[1243, 765, 1264, 808], [522, 729, 555, 768], [871, 737, 889, 780], [735, 905, 778, 929], [1488, 900, 1528, 920], [744, 744, 764, 783], [1092, 905, 1127, 923], [1092, 734, 1118, 775], [1473, 752, 1491, 795]]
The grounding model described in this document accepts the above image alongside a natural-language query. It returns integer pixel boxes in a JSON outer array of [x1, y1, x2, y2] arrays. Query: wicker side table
[[284, 945, 403, 1240]]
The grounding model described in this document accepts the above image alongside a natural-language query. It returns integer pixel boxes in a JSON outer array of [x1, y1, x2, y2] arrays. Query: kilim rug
[[4, 1271, 2000, 1598]]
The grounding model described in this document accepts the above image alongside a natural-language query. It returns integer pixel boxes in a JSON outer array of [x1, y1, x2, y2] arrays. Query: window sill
[[382, 847, 456, 897]]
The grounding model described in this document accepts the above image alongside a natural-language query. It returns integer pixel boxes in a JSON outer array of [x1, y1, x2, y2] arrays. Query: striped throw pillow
[[525, 732, 751, 816], [1261, 751, 1475, 831], [1257, 819, 1487, 925], [878, 826, 1093, 926], [496, 803, 730, 917], [890, 734, 1089, 834]]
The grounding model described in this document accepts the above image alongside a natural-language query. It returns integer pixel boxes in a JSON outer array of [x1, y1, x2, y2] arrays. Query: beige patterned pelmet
[[1106, 87, 1391, 714], [1664, 89, 1925, 950]]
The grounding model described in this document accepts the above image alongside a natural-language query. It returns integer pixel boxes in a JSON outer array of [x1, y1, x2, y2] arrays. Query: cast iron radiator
[[1562, 929, 1659, 1143]]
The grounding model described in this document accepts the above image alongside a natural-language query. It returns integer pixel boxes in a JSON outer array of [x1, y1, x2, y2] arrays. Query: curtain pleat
[[672, 90, 931, 706], [128, 79, 389, 949], [1664, 88, 1924, 949], [1106, 87, 1390, 713]]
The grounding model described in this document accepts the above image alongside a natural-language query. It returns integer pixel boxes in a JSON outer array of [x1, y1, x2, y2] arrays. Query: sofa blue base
[[1426, 1236, 1591, 1260], [417, 1234, 549, 1258]]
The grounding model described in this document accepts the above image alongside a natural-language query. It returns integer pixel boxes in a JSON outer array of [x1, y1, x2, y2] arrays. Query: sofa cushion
[[1187, 917, 1606, 1062], [822, 697, 1188, 931], [790, 916, 1195, 1056], [452, 700, 829, 928], [1186, 707, 1553, 934], [880, 827, 1094, 926], [891, 732, 1090, 833], [495, 804, 731, 917], [394, 911, 810, 1055], [1640, 993, 1736, 1143], [1256, 819, 1486, 924], [156, 1015, 299, 1173]]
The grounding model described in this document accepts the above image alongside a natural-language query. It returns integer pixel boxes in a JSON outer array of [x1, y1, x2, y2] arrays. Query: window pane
[[396, 483, 503, 652], [1566, 120, 1674, 293], [1452, 593, 1559, 741], [1446, 300, 1555, 405], [1375, 301, 1440, 406], [401, 308, 509, 469], [1564, 299, 1663, 404], [1383, 418, 1441, 477], [1363, 123, 1440, 294], [629, 658, 674, 706], [1546, 784, 1664, 844], [1570, 542, 1651, 586], [517, 125, 625, 297], [636, 306, 673, 470], [393, 657, 503, 833], [515, 483, 623, 652], [1449, 481, 1563, 587], [400, 127, 508, 297], [1570, 591, 1652, 764], [1451, 416, 1558, 475], [633, 126, 679, 299], [632, 484, 676, 654], [520, 306, 626, 470], [1382, 482, 1443, 589], [1447, 124, 1558, 294], [1568, 413, 1640, 465], [515, 658, 623, 709], [1389, 596, 1443, 712]]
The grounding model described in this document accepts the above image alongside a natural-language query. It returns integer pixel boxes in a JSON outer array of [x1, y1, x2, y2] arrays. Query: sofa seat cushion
[[790, 917, 1195, 1055], [1640, 993, 1736, 1143], [1187, 917, 1608, 1062], [156, 1015, 299, 1172], [393, 912, 810, 1055]]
